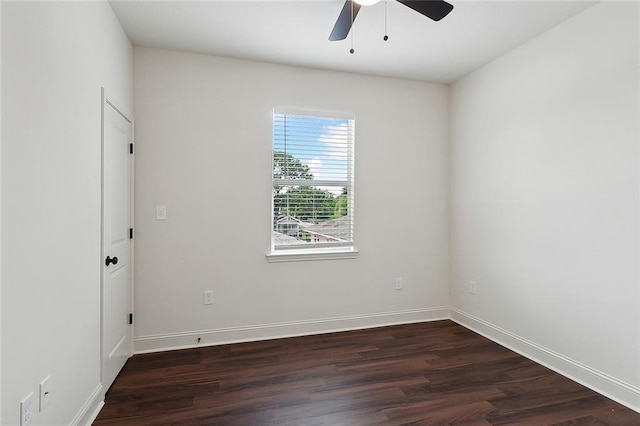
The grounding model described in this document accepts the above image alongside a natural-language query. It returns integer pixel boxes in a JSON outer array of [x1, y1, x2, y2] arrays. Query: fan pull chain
[[350, 0, 355, 54], [384, 0, 389, 41]]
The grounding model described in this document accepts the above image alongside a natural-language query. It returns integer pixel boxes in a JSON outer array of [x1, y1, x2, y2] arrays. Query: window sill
[[266, 248, 359, 263]]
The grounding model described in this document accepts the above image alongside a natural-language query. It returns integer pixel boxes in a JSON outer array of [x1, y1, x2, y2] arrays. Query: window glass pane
[[272, 111, 354, 252]]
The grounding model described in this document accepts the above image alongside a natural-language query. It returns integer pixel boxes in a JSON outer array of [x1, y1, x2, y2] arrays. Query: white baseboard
[[70, 383, 104, 426], [450, 308, 640, 413], [134, 307, 450, 354]]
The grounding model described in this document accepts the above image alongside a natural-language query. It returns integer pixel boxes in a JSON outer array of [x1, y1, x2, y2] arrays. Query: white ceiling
[[109, 0, 597, 84]]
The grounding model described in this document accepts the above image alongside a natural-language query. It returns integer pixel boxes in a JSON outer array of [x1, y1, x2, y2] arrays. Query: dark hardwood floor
[[94, 320, 640, 425]]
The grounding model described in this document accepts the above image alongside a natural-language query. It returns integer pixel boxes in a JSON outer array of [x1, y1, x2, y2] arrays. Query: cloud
[[317, 122, 351, 161], [306, 156, 344, 196], [306, 157, 323, 177]]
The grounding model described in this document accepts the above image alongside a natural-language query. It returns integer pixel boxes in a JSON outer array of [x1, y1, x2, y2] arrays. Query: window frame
[[267, 108, 358, 262]]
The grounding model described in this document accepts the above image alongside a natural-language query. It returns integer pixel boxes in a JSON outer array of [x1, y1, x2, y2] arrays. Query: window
[[269, 109, 356, 261]]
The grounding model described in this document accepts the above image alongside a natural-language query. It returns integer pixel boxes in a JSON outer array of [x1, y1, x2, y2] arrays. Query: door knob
[[105, 256, 119, 266]]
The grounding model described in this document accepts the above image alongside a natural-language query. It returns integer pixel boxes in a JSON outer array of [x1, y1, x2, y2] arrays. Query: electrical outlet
[[20, 392, 33, 426], [39, 376, 51, 411], [204, 290, 214, 305], [395, 277, 403, 290], [469, 281, 477, 295]]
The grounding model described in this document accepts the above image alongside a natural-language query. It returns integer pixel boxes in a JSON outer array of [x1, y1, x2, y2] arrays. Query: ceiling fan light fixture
[[354, 0, 381, 6], [330, 0, 453, 42]]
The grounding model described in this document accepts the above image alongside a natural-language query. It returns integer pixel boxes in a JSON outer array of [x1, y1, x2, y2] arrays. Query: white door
[[102, 93, 133, 391]]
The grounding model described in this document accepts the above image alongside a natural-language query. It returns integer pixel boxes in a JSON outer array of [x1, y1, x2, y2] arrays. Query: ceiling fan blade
[[397, 0, 454, 22], [329, 0, 362, 41]]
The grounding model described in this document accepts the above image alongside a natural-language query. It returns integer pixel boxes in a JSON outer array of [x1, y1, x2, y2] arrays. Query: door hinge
[[128, 313, 134, 325], [129, 228, 134, 239], [129, 143, 134, 154]]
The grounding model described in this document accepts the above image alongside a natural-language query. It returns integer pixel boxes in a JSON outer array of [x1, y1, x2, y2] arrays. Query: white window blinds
[[272, 109, 355, 252]]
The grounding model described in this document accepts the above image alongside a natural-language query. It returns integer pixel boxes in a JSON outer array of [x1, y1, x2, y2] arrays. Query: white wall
[[1, 2, 132, 424], [133, 47, 450, 351], [450, 0, 639, 409]]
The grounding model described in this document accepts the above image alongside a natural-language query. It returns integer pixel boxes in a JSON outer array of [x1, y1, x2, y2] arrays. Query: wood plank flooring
[[93, 320, 640, 425]]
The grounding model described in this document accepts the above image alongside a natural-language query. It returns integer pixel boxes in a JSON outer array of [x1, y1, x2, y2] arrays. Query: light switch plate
[[39, 376, 51, 411], [156, 205, 167, 220]]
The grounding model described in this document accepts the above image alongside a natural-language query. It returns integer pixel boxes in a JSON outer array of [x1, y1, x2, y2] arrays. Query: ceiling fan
[[329, 0, 454, 41]]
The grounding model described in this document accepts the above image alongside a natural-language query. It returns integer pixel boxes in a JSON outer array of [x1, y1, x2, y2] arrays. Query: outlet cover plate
[[395, 277, 403, 290], [21, 392, 33, 426]]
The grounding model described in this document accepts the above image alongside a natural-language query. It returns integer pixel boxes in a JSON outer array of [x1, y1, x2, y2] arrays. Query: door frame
[[100, 87, 134, 390]]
